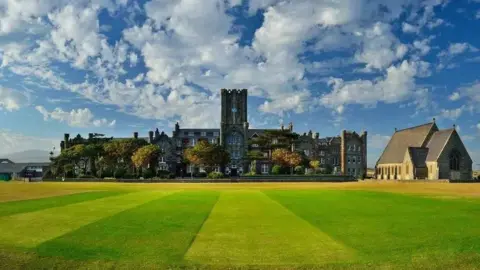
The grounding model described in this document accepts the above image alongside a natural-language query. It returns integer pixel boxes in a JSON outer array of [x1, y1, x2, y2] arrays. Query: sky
[[0, 0, 479, 169]]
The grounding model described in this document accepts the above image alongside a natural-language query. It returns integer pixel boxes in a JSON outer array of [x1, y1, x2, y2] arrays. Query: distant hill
[[1, 150, 55, 163]]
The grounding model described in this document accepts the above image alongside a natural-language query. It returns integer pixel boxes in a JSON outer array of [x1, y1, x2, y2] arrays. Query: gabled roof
[[377, 122, 437, 165], [247, 129, 281, 138], [426, 128, 455, 161], [408, 147, 429, 168]]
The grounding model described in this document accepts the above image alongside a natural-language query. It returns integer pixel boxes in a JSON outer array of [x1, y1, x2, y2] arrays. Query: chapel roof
[[377, 122, 437, 165]]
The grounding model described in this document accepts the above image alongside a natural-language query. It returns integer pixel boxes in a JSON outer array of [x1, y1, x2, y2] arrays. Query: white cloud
[[0, 87, 29, 111], [439, 42, 479, 57], [355, 22, 408, 70], [320, 60, 430, 111], [402, 22, 420, 33], [439, 106, 465, 120], [35, 106, 116, 128], [0, 129, 57, 156], [455, 82, 480, 105], [449, 92, 461, 101]]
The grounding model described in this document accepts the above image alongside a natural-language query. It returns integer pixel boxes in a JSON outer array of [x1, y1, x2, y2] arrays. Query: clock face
[[231, 108, 237, 113]]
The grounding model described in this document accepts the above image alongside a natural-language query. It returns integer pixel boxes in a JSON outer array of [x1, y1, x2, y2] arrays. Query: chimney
[[148, 131, 154, 143], [315, 132, 319, 139], [133, 132, 138, 139], [288, 122, 293, 132]]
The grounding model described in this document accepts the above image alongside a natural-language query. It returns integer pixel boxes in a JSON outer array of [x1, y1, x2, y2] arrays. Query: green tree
[[184, 141, 230, 173]]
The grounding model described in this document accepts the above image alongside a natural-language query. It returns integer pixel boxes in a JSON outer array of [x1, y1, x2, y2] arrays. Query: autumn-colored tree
[[184, 141, 230, 173], [104, 138, 148, 172], [272, 148, 290, 167], [310, 160, 320, 171], [286, 151, 302, 174], [272, 148, 302, 174], [131, 145, 161, 170]]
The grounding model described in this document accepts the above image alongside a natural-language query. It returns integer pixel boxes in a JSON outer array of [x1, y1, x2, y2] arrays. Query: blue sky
[[0, 0, 479, 169]]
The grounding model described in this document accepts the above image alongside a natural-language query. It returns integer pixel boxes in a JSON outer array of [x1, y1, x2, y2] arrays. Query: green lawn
[[1, 182, 480, 269]]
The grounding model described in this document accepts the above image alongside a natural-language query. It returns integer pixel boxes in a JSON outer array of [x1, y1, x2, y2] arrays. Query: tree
[[132, 145, 161, 170], [286, 151, 302, 174], [272, 148, 290, 167], [310, 160, 320, 174], [104, 138, 148, 173], [184, 141, 230, 174], [272, 149, 302, 174], [249, 130, 299, 161]]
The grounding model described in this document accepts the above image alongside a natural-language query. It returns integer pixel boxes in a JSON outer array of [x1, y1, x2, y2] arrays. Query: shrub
[[78, 175, 95, 179], [295, 166, 305, 175], [208, 172, 224, 179], [244, 171, 256, 176], [103, 177, 116, 181], [114, 167, 126, 178], [157, 170, 170, 177], [195, 172, 208, 178], [122, 174, 137, 179], [167, 173, 176, 179], [272, 165, 281, 175], [142, 168, 155, 179]]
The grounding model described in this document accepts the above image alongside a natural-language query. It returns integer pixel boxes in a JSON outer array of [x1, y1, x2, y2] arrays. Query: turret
[[88, 133, 93, 140], [315, 132, 319, 139], [308, 130, 312, 138], [64, 133, 70, 149], [148, 131, 154, 143], [155, 128, 160, 138]]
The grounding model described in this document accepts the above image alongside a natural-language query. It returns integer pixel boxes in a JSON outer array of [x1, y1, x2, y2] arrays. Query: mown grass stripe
[[184, 190, 354, 265], [0, 191, 125, 217], [0, 190, 171, 248], [264, 190, 480, 265], [35, 191, 219, 266]]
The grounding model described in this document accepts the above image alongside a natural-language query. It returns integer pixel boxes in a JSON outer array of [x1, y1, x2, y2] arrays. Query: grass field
[[1, 181, 480, 269]]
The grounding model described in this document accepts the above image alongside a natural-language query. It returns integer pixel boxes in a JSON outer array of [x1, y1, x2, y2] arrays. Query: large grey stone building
[[61, 89, 367, 177]]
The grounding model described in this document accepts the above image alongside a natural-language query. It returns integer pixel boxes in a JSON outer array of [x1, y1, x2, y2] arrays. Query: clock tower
[[220, 89, 249, 175]]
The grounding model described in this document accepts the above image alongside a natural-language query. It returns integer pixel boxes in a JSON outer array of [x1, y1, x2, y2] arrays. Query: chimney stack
[[148, 131, 154, 143], [315, 132, 319, 139], [64, 133, 70, 149], [133, 132, 138, 139], [288, 122, 293, 132]]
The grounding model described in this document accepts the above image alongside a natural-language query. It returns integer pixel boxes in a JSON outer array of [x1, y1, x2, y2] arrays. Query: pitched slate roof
[[247, 129, 281, 138], [426, 128, 455, 161], [408, 147, 429, 168], [377, 122, 436, 165]]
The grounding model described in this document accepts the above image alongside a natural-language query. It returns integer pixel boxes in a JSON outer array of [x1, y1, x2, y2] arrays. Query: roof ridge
[[395, 122, 433, 133]]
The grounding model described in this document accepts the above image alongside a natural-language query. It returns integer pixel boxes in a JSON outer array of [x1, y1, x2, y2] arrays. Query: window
[[187, 165, 193, 173], [358, 157, 361, 164], [352, 168, 356, 175], [347, 157, 351, 164], [263, 152, 268, 158], [252, 144, 259, 148], [304, 150, 310, 156], [188, 132, 194, 137], [272, 138, 278, 144], [406, 164, 409, 174], [321, 158, 325, 164], [211, 138, 217, 144], [159, 156, 165, 163], [176, 140, 181, 147], [352, 156, 356, 164], [320, 151, 325, 156], [183, 131, 188, 136], [214, 132, 219, 136], [191, 138, 196, 147], [201, 131, 206, 136], [449, 150, 461, 171], [261, 164, 269, 174]]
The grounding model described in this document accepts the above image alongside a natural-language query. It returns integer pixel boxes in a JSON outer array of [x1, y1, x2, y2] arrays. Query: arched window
[[227, 132, 243, 145], [449, 150, 461, 171]]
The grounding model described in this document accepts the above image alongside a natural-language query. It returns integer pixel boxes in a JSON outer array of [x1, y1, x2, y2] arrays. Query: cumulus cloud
[[439, 106, 465, 120], [0, 0, 451, 125], [319, 60, 430, 111], [0, 87, 29, 111], [35, 106, 116, 128]]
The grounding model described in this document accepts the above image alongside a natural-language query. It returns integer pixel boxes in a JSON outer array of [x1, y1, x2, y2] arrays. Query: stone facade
[[376, 121, 473, 180], [60, 89, 367, 177]]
